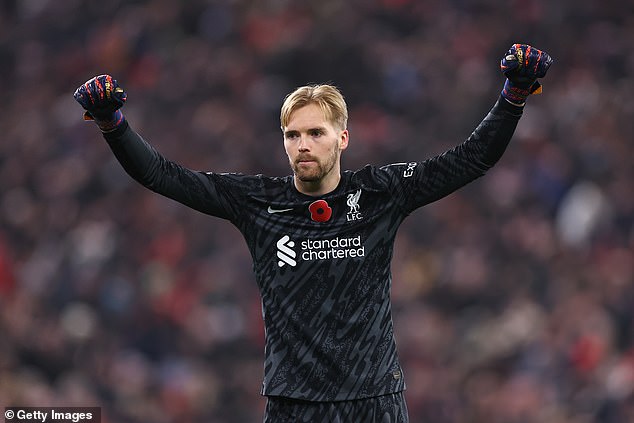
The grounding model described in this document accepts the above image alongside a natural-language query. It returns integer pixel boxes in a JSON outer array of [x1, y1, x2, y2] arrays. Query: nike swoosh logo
[[267, 206, 293, 214]]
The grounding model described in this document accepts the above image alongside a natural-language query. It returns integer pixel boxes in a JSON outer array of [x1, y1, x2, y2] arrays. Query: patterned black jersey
[[103, 97, 523, 401]]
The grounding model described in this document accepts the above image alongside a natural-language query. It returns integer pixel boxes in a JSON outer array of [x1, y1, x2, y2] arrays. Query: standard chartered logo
[[276, 235, 297, 267], [276, 235, 365, 267]]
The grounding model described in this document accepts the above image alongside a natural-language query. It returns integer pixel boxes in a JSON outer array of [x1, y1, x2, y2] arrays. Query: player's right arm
[[74, 75, 241, 220]]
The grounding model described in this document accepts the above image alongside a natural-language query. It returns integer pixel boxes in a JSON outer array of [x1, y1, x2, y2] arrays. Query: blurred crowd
[[0, 0, 633, 422]]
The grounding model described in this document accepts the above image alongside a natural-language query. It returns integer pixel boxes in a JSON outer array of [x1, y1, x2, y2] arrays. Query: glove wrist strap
[[501, 80, 531, 106], [84, 110, 126, 132]]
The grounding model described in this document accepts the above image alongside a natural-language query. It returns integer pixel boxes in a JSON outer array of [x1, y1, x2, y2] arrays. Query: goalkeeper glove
[[500, 44, 553, 106], [74, 75, 127, 132]]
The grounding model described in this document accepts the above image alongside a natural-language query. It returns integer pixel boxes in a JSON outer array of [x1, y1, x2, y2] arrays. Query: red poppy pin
[[309, 199, 332, 222]]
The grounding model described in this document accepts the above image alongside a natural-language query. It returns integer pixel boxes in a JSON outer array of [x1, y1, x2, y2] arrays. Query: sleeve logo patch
[[403, 162, 417, 178]]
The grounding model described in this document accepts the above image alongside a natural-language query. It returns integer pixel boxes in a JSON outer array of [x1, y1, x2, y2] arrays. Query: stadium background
[[0, 1, 632, 422]]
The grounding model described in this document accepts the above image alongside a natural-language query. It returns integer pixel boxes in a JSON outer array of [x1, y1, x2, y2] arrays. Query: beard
[[290, 143, 340, 183]]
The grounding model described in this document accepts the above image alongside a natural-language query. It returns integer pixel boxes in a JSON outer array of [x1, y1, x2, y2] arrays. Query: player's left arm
[[380, 43, 553, 214]]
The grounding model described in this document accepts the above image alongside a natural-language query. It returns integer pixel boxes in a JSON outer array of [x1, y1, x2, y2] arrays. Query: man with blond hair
[[74, 43, 552, 422]]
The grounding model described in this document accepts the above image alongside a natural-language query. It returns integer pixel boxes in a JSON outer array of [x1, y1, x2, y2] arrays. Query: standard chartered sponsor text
[[301, 235, 365, 260]]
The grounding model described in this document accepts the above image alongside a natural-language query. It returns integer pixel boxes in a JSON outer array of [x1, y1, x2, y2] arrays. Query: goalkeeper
[[74, 44, 552, 422]]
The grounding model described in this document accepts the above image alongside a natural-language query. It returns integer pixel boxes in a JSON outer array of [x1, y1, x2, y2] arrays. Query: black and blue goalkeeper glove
[[500, 44, 553, 106], [74, 75, 127, 132]]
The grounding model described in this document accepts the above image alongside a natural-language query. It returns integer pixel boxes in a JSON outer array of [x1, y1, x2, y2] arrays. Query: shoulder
[[209, 172, 296, 199], [206, 172, 288, 186], [347, 165, 380, 185], [347, 163, 415, 188]]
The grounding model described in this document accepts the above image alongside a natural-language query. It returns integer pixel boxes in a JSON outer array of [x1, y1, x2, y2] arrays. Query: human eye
[[285, 131, 300, 140], [309, 128, 324, 137]]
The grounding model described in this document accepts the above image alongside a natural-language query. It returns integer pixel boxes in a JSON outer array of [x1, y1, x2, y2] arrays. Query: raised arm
[[380, 43, 553, 213], [73, 75, 241, 220], [460, 43, 554, 168]]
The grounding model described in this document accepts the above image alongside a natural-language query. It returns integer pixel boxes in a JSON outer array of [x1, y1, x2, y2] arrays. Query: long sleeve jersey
[[103, 97, 523, 401]]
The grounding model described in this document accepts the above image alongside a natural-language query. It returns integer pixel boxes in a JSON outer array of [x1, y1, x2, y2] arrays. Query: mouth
[[297, 157, 317, 165]]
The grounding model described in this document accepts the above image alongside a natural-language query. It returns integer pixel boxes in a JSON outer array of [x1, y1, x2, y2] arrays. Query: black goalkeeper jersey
[[103, 97, 523, 401]]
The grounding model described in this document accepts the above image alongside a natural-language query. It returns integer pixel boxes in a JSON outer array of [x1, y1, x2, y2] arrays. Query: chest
[[243, 188, 402, 270]]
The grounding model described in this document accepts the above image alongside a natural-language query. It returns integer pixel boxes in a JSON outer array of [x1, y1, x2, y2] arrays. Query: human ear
[[339, 129, 349, 150]]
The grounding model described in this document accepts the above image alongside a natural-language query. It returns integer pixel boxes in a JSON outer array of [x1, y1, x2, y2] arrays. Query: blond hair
[[280, 84, 348, 130]]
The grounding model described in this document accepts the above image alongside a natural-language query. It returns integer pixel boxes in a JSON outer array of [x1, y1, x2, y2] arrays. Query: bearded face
[[283, 103, 348, 195]]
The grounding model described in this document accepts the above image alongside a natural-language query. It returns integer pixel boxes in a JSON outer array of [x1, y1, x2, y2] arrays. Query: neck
[[294, 172, 341, 197]]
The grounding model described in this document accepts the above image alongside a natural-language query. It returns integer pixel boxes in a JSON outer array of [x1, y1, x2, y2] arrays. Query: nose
[[297, 135, 310, 152]]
